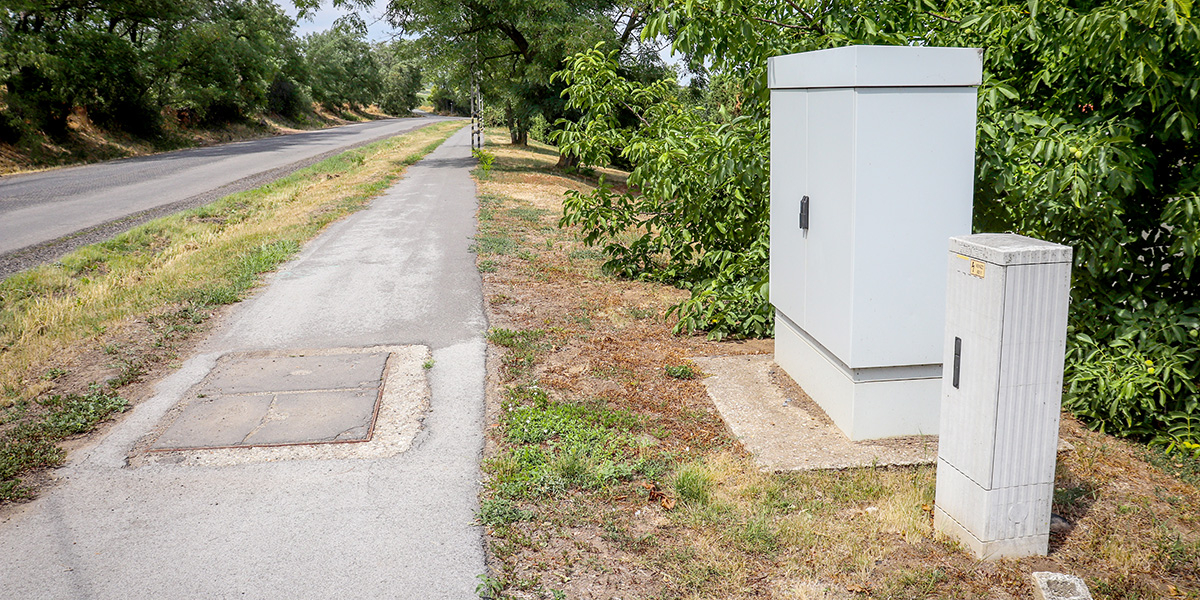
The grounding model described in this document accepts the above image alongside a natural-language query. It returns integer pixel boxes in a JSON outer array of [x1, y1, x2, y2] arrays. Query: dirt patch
[[476, 136, 1200, 600]]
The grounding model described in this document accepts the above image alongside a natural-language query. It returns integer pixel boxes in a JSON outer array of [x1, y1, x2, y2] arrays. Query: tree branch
[[745, 12, 819, 33], [782, 0, 825, 35], [482, 50, 522, 62], [619, 99, 651, 127], [461, 0, 535, 63], [618, 9, 643, 48], [455, 23, 491, 37], [925, 11, 960, 24]]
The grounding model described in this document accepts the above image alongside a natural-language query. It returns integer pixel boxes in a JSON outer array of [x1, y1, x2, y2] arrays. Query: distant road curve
[[0, 115, 459, 280]]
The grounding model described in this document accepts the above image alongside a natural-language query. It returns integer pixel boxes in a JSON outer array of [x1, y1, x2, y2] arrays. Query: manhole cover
[[151, 352, 389, 451]]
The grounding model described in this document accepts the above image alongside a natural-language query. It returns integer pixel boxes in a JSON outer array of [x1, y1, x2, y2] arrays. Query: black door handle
[[953, 337, 962, 389], [799, 195, 810, 230]]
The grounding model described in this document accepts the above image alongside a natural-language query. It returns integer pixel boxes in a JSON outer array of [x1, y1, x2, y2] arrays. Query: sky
[[284, 1, 398, 42]]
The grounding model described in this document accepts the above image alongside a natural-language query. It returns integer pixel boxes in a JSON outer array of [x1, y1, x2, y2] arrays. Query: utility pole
[[470, 41, 483, 151], [471, 81, 483, 151]]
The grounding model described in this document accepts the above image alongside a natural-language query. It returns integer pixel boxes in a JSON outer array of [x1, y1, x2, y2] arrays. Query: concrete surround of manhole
[[137, 345, 430, 466]]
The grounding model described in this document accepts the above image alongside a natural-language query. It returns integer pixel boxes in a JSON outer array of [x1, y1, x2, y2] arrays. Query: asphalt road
[[0, 115, 456, 279], [0, 124, 486, 598]]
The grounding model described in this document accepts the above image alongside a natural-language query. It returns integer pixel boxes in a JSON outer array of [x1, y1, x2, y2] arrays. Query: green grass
[[507, 206, 549, 224], [673, 463, 713, 506], [664, 364, 699, 380], [485, 382, 651, 500], [471, 233, 518, 255], [478, 497, 534, 526], [486, 328, 547, 381]]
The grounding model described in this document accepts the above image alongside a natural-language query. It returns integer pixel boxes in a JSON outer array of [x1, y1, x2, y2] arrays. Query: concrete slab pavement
[[0, 125, 487, 599]]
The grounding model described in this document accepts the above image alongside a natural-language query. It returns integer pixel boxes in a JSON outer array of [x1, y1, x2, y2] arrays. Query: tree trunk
[[505, 103, 528, 145], [556, 151, 579, 169]]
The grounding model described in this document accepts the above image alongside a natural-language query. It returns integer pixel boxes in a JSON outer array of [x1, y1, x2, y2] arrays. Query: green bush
[[267, 76, 310, 118], [555, 48, 770, 340], [527, 114, 551, 143], [472, 148, 496, 178], [1065, 306, 1199, 452]]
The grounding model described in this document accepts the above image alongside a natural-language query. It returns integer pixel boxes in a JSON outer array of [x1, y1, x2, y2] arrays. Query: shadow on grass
[[1049, 465, 1100, 553]]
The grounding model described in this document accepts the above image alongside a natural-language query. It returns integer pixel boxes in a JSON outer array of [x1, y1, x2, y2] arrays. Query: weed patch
[[488, 387, 647, 499], [471, 233, 518, 256], [1, 384, 126, 500], [479, 497, 533, 526], [664, 363, 699, 380]]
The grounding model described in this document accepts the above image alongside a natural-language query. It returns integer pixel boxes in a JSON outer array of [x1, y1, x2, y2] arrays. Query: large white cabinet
[[769, 46, 982, 440]]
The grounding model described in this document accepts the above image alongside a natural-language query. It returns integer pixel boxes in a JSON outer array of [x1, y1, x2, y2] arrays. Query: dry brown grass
[[477, 133, 1200, 600]]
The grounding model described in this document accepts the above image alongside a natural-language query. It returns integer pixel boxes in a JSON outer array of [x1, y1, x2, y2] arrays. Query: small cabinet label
[[969, 259, 986, 279]]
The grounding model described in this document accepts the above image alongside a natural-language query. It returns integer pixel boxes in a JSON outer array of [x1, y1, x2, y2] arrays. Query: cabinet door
[[849, 87, 977, 368], [991, 262, 1071, 488], [938, 253, 1006, 487], [769, 89, 809, 324], [801, 88, 856, 362]]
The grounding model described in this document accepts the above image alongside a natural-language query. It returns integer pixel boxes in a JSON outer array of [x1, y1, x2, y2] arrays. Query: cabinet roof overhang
[[768, 45, 983, 89]]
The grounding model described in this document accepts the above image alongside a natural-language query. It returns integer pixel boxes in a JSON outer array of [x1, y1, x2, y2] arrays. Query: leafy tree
[[1, 0, 306, 136], [161, 0, 301, 123], [304, 22, 384, 111], [374, 39, 423, 116], [0, 0, 182, 136], [555, 46, 771, 339], [556, 0, 1200, 449], [298, 0, 669, 146]]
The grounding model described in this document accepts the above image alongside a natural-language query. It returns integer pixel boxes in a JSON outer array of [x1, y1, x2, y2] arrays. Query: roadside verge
[[473, 134, 1200, 600]]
